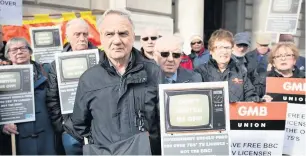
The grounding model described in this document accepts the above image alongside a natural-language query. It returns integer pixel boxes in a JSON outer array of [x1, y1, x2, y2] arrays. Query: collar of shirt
[[165, 71, 177, 83]]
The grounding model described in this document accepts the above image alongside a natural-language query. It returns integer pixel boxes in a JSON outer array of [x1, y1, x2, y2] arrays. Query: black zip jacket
[[70, 48, 162, 154], [194, 58, 261, 103]]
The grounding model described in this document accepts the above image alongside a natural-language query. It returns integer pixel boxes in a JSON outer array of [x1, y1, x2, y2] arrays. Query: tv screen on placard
[[61, 57, 88, 79], [168, 94, 210, 127], [0, 72, 21, 92], [34, 31, 54, 46]]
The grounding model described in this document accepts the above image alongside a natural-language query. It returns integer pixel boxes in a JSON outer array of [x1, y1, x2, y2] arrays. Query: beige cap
[[256, 34, 271, 45], [190, 35, 203, 43]]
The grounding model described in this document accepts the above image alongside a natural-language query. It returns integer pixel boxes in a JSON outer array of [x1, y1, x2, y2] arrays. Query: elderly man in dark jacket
[[69, 9, 162, 155], [46, 18, 99, 155], [195, 29, 262, 103], [153, 35, 202, 83]]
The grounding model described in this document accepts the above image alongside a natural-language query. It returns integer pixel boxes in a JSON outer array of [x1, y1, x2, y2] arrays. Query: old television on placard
[[0, 69, 31, 95], [164, 89, 226, 132], [59, 53, 97, 83], [32, 28, 61, 48]]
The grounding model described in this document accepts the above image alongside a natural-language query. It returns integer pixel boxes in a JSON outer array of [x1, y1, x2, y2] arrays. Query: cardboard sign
[[0, 65, 35, 125], [266, 77, 306, 155], [159, 82, 231, 155], [0, 0, 22, 26], [265, 0, 303, 34], [55, 49, 99, 114], [29, 26, 63, 63], [230, 102, 288, 156]]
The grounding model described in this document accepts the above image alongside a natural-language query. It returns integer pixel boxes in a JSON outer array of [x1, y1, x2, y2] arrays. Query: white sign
[[55, 49, 99, 114], [0, 0, 22, 26], [230, 102, 288, 156], [265, 0, 303, 34], [159, 82, 231, 155], [0, 65, 35, 125], [29, 26, 63, 64]]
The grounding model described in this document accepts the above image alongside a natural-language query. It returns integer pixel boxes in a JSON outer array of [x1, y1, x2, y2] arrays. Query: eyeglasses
[[191, 41, 202, 45], [236, 44, 249, 48], [142, 36, 158, 41], [214, 46, 232, 51], [273, 54, 295, 60], [160, 52, 182, 59], [8, 46, 29, 55], [259, 44, 269, 47]]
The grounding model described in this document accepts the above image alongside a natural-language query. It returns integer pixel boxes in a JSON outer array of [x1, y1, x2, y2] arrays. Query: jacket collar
[[31, 61, 47, 89], [176, 67, 192, 83], [208, 56, 236, 70], [269, 66, 305, 78]]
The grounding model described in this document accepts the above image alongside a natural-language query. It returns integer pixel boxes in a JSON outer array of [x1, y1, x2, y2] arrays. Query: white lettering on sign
[[238, 106, 267, 116], [283, 82, 306, 92]]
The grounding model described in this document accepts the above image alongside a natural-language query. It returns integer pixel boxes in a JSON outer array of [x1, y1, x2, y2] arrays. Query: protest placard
[[159, 82, 231, 155], [29, 26, 63, 63], [0, 0, 22, 26], [265, 0, 303, 34], [266, 77, 306, 155], [55, 49, 99, 114], [230, 102, 288, 156], [0, 65, 34, 125]]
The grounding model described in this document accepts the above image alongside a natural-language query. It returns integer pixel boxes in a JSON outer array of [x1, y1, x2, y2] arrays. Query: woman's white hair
[[97, 8, 134, 32], [4, 37, 32, 59]]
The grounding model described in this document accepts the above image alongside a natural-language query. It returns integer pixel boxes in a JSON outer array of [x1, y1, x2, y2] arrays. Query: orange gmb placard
[[266, 77, 306, 95], [230, 102, 287, 120]]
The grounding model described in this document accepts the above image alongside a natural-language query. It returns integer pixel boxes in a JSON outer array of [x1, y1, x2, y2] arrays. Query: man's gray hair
[[97, 8, 134, 31], [155, 34, 184, 52], [66, 18, 89, 33], [4, 37, 32, 59]]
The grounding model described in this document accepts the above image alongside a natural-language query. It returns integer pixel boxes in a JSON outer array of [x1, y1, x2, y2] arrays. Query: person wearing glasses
[[278, 34, 305, 71], [188, 35, 210, 68], [194, 29, 262, 103], [153, 35, 202, 84], [140, 27, 159, 60], [0, 37, 56, 155], [267, 42, 305, 78]]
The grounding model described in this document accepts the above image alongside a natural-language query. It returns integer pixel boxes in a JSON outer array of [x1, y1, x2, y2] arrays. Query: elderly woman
[[267, 42, 305, 78], [0, 37, 56, 155], [194, 29, 262, 103]]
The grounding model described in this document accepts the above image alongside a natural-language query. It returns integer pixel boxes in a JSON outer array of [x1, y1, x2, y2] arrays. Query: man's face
[[256, 43, 269, 55], [211, 40, 232, 64], [191, 39, 203, 52], [154, 45, 182, 75], [233, 43, 249, 54], [100, 14, 135, 61], [66, 24, 89, 51], [8, 42, 31, 65], [140, 30, 158, 57]]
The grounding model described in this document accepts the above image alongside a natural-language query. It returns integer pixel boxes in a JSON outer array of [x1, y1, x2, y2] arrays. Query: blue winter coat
[[16, 61, 56, 155]]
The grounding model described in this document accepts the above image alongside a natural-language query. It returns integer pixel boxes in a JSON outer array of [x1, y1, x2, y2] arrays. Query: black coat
[[194, 58, 261, 103], [232, 55, 265, 97], [173, 67, 202, 83], [267, 66, 305, 78], [46, 42, 99, 134], [70, 48, 162, 154], [0, 41, 6, 61]]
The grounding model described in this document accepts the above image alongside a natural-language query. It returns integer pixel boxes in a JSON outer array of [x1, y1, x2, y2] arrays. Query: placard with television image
[[29, 26, 63, 63], [159, 81, 231, 155], [230, 102, 288, 156], [266, 77, 306, 155], [55, 49, 99, 114], [0, 65, 35, 125]]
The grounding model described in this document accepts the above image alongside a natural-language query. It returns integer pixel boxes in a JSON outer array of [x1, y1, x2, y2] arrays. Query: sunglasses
[[142, 36, 158, 41], [191, 41, 202, 45], [160, 52, 182, 59], [236, 44, 249, 48], [259, 44, 269, 47]]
